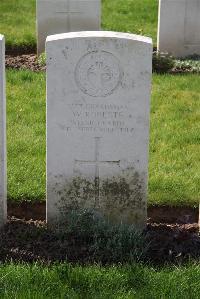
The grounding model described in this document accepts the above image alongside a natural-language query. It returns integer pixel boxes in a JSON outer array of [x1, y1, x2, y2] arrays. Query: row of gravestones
[[1, 0, 200, 230], [0, 31, 152, 230], [37, 0, 200, 58]]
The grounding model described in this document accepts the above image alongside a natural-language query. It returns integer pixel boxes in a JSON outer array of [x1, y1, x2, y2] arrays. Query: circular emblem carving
[[75, 51, 121, 97]]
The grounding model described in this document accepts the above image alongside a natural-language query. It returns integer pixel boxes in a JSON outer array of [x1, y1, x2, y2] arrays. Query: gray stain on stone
[[54, 169, 147, 229]]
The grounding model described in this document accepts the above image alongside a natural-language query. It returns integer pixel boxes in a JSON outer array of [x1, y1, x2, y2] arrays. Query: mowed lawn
[[0, 0, 36, 50], [0, 263, 200, 298], [0, 0, 158, 49], [7, 70, 200, 206]]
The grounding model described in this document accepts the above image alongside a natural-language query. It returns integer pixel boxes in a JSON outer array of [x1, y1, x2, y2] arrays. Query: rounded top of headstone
[[0, 35, 4, 41], [46, 31, 152, 45]]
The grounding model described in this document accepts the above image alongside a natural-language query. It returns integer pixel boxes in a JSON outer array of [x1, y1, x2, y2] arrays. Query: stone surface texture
[[46, 31, 152, 229], [36, 0, 101, 54], [0, 35, 6, 228], [158, 0, 200, 57]]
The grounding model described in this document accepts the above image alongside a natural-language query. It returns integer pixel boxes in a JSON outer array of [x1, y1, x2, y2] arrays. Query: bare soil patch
[[6, 54, 200, 74], [8, 201, 199, 224], [2, 202, 199, 265], [0, 216, 199, 265], [8, 201, 45, 221], [6, 54, 45, 72], [6, 46, 36, 56]]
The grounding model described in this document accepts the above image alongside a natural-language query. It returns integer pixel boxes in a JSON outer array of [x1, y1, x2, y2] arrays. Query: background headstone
[[0, 35, 6, 228], [46, 31, 152, 229], [158, 0, 200, 57], [36, 0, 101, 55]]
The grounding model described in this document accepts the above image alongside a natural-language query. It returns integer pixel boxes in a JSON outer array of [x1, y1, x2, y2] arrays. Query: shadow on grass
[[6, 44, 36, 55]]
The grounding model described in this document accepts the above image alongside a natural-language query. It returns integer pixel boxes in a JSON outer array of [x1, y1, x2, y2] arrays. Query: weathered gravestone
[[36, 0, 101, 55], [0, 35, 6, 228], [46, 31, 152, 229], [158, 0, 200, 57]]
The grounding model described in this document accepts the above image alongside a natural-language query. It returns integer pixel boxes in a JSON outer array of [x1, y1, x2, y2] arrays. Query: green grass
[[0, 0, 36, 50], [7, 70, 46, 201], [7, 70, 200, 206], [102, 0, 158, 42], [0, 263, 200, 298], [150, 74, 200, 206], [0, 0, 158, 50]]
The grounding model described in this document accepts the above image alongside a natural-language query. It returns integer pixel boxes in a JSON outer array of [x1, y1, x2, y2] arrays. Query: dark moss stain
[[53, 169, 147, 228], [58, 177, 96, 210], [100, 171, 145, 209], [101, 178, 131, 202]]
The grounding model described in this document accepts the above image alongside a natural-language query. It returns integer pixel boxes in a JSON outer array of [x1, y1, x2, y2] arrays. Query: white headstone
[[46, 31, 152, 229], [36, 0, 101, 55], [158, 0, 200, 57], [0, 35, 6, 228]]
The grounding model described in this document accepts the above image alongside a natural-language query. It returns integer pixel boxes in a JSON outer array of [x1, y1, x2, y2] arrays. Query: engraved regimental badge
[[75, 51, 121, 97]]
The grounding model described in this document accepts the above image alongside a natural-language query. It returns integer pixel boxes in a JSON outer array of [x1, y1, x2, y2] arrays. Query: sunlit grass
[[0, 263, 200, 298], [0, 0, 158, 50], [150, 74, 200, 206], [102, 0, 158, 43], [0, 0, 36, 50], [7, 70, 46, 201]]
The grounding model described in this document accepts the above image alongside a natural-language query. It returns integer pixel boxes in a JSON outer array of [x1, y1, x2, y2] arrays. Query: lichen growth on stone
[[54, 168, 147, 229]]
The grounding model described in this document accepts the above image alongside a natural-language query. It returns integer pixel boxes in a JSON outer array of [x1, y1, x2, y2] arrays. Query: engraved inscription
[[75, 51, 121, 97], [59, 103, 135, 135], [74, 137, 120, 203]]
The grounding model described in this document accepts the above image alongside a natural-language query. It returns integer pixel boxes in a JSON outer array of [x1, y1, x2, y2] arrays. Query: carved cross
[[75, 137, 120, 203], [55, 0, 82, 31]]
